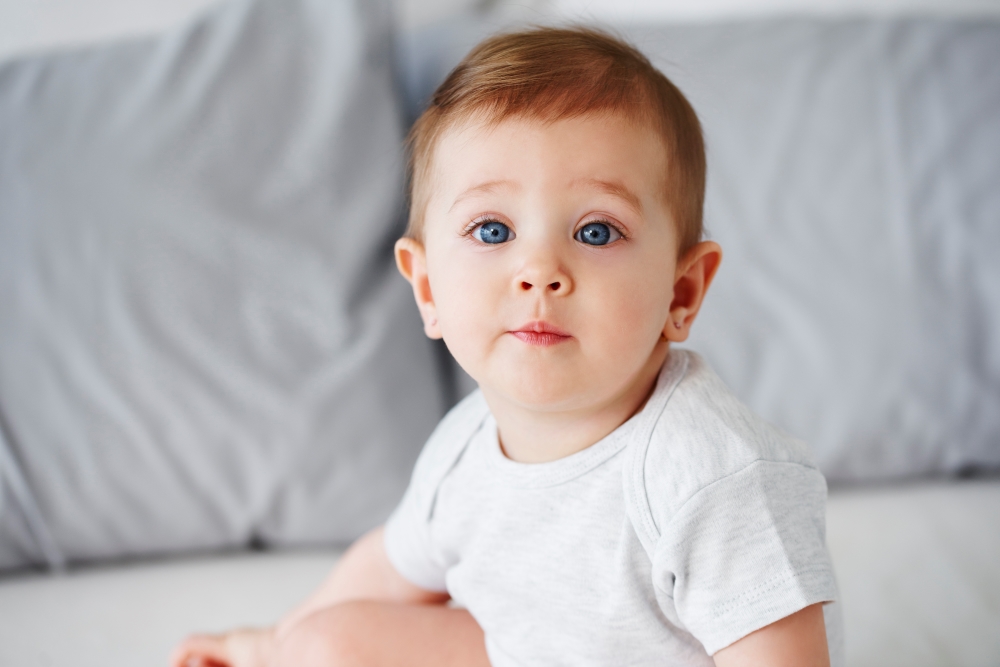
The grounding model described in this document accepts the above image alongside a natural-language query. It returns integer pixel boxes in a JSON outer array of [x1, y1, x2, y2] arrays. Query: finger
[[170, 634, 231, 667], [223, 628, 270, 667]]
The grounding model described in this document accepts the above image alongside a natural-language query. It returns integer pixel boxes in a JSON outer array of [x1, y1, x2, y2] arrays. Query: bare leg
[[273, 600, 490, 667]]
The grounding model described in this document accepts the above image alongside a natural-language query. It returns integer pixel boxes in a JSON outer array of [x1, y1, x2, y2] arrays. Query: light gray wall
[[3, 0, 1000, 64]]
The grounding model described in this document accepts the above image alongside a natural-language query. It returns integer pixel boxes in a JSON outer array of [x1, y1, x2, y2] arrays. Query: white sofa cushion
[[2, 481, 997, 667]]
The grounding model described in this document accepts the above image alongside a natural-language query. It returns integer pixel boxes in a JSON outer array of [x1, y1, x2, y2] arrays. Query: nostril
[[521, 281, 533, 290], [548, 281, 561, 291]]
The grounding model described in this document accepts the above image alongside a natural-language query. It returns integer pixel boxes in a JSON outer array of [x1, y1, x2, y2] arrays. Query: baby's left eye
[[575, 222, 621, 246]]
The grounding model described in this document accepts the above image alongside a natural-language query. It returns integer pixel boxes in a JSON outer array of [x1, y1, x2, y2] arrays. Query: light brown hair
[[405, 26, 706, 254]]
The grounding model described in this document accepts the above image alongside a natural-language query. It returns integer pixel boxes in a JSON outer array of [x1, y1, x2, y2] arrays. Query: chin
[[498, 365, 592, 410]]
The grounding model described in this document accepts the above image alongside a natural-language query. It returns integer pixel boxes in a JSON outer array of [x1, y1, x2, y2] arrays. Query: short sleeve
[[383, 389, 491, 593], [651, 460, 838, 655], [383, 471, 448, 592]]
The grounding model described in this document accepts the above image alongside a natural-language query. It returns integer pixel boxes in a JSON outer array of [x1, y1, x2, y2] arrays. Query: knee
[[273, 601, 376, 667]]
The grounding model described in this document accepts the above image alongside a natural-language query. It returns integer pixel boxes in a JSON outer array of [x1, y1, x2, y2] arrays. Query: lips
[[509, 321, 572, 347]]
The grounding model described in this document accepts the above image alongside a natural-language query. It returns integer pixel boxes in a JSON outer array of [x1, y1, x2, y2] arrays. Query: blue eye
[[477, 221, 512, 244], [575, 222, 621, 246]]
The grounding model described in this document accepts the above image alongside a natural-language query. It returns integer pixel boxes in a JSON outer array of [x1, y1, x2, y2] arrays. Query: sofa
[[1, 0, 998, 665]]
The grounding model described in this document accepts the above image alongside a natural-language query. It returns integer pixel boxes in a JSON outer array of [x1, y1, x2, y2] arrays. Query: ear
[[663, 241, 722, 343], [395, 237, 443, 339]]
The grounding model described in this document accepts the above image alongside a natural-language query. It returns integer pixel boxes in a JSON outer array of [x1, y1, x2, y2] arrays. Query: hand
[[170, 627, 275, 667]]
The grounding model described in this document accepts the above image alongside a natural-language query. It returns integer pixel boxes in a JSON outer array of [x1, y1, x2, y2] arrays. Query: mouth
[[509, 321, 572, 347]]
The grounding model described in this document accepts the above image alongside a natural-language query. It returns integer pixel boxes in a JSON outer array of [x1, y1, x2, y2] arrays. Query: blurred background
[[4, 0, 1000, 61], [0, 0, 998, 665]]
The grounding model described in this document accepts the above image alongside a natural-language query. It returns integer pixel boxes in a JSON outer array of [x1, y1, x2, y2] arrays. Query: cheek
[[426, 248, 504, 362], [580, 258, 674, 343]]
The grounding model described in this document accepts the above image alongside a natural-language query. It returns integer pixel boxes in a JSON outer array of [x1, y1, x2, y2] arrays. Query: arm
[[274, 525, 447, 640], [171, 525, 444, 667], [712, 603, 829, 667]]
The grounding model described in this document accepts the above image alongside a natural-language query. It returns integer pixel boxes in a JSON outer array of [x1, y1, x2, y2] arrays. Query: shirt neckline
[[483, 350, 692, 489]]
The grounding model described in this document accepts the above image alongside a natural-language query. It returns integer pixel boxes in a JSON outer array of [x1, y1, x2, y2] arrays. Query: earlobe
[[394, 237, 442, 340], [663, 241, 722, 343]]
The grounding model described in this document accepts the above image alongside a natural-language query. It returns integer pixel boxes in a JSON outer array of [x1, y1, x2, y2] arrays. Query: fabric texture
[[384, 350, 841, 664], [0, 0, 446, 571], [396, 16, 1000, 482]]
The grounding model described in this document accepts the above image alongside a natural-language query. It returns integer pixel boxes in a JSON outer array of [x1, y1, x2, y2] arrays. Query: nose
[[520, 278, 568, 293], [515, 250, 572, 296]]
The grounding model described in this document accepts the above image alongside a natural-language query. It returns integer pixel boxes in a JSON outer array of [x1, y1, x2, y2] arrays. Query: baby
[[173, 27, 840, 667]]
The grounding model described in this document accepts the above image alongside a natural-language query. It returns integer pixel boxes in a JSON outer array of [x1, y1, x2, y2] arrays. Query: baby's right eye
[[476, 221, 513, 244]]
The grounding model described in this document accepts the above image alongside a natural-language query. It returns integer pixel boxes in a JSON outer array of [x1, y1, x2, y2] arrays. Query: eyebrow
[[572, 178, 644, 215], [449, 180, 518, 213]]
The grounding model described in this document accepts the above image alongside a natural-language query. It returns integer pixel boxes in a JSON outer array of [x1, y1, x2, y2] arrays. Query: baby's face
[[409, 114, 680, 412]]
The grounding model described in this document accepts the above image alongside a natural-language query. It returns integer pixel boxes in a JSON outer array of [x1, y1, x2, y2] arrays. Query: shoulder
[[622, 352, 837, 655], [639, 350, 823, 533], [405, 388, 491, 510]]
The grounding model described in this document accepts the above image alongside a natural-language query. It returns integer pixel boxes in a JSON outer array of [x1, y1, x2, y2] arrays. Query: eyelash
[[580, 218, 628, 242], [461, 216, 505, 237]]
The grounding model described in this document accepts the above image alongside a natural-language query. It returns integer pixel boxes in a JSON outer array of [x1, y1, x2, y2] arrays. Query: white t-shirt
[[384, 350, 842, 666]]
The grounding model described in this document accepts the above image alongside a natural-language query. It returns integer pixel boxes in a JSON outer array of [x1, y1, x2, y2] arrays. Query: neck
[[483, 344, 670, 464]]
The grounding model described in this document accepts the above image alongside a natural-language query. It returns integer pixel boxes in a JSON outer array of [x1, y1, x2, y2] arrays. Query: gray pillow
[[637, 19, 1000, 482], [0, 0, 446, 570], [398, 16, 1000, 483]]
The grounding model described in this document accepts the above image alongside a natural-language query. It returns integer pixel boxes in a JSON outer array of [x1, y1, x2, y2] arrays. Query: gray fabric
[[396, 17, 1000, 482], [384, 351, 840, 663], [0, 0, 446, 570]]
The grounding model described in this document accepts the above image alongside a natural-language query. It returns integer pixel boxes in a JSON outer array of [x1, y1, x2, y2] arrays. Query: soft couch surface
[[0, 0, 445, 571], [2, 481, 997, 667]]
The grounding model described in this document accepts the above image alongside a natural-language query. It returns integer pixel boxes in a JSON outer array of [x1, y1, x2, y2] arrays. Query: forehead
[[428, 113, 669, 202]]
